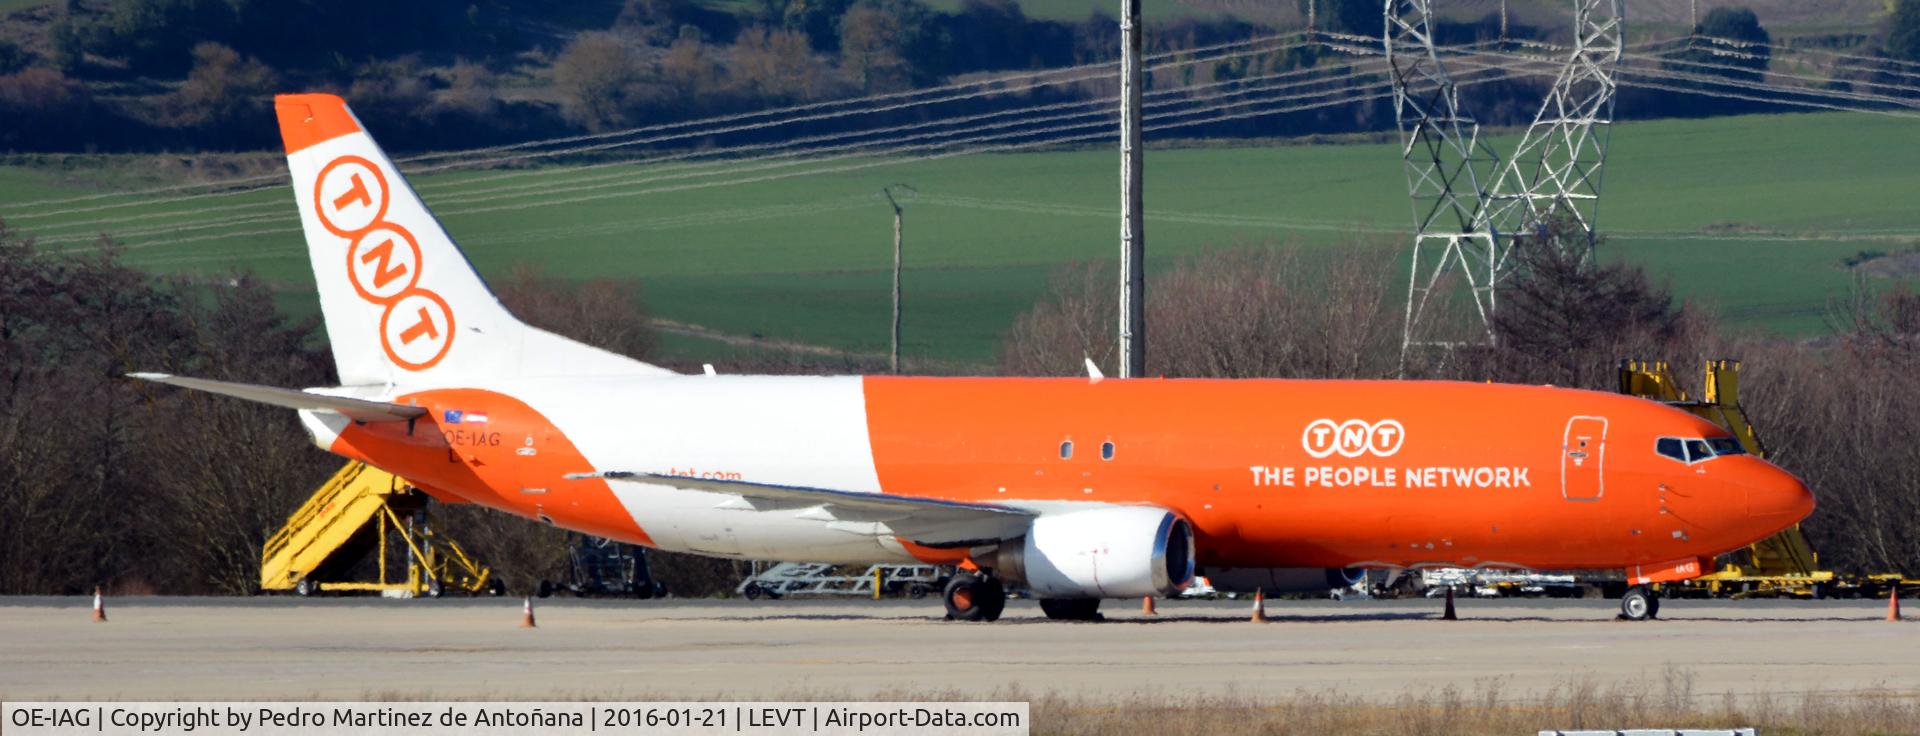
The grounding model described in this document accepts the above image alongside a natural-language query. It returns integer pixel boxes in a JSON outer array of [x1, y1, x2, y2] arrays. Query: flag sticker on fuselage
[[442, 409, 487, 425], [1247, 418, 1533, 490]]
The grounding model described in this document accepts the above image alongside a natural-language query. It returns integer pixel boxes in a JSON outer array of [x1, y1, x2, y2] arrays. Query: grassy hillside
[[3, 111, 1914, 365], [0, 165, 82, 202]]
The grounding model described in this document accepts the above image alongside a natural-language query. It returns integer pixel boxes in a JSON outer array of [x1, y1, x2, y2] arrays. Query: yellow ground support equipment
[[1618, 360, 1911, 599], [261, 461, 502, 598]]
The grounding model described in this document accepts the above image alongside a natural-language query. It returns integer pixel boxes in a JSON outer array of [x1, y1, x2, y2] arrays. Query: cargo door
[[1561, 416, 1607, 501]]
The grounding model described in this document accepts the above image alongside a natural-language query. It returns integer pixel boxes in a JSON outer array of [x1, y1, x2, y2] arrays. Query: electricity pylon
[[1386, 0, 1623, 364], [1386, 0, 1502, 355], [1483, 0, 1622, 274]]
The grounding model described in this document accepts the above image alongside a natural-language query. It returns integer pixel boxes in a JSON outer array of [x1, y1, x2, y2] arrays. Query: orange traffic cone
[[91, 586, 106, 623], [521, 596, 537, 628], [1142, 596, 1157, 615], [1442, 586, 1458, 621], [1250, 589, 1268, 623], [1890, 586, 1903, 622]]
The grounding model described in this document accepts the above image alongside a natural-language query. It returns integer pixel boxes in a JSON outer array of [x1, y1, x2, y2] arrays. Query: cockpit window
[[1658, 436, 1746, 464], [1655, 438, 1686, 462], [1684, 439, 1713, 463]]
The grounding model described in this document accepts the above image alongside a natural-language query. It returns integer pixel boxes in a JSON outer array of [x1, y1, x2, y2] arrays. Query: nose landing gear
[[943, 570, 1007, 622], [1619, 584, 1661, 621]]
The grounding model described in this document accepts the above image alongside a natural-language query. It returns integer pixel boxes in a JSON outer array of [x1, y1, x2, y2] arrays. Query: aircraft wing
[[127, 373, 428, 423], [572, 472, 1035, 547]]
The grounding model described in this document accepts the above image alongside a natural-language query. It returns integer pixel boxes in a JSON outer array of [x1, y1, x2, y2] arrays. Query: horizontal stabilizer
[[573, 471, 1034, 547], [128, 373, 427, 423]]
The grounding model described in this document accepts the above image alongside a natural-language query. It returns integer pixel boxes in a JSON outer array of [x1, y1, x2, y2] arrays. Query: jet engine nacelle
[[1203, 567, 1366, 595], [991, 506, 1194, 598]]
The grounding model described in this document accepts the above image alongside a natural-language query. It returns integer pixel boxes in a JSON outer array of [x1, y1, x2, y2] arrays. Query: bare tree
[[493, 262, 658, 361], [731, 26, 829, 102], [142, 273, 335, 594], [839, 5, 912, 93], [1483, 217, 1699, 390], [1000, 241, 1401, 379], [551, 32, 651, 132], [171, 42, 276, 131]]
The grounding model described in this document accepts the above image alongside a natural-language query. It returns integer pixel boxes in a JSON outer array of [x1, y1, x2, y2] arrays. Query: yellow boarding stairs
[[261, 461, 502, 598], [1619, 359, 1910, 599]]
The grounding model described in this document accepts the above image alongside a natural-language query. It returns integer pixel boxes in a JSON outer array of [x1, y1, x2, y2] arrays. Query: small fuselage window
[[1101, 441, 1115, 461], [1060, 440, 1073, 460]]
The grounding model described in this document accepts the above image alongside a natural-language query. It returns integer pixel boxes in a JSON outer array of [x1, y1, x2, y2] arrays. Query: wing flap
[[577, 472, 1034, 547], [128, 373, 427, 423]]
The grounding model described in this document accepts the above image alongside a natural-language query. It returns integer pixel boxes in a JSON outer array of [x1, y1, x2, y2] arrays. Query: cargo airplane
[[132, 95, 1814, 622]]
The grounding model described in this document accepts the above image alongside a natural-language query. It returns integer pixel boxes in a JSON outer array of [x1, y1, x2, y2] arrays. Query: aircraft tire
[[1620, 585, 1659, 621], [944, 573, 1006, 622], [978, 576, 1006, 621]]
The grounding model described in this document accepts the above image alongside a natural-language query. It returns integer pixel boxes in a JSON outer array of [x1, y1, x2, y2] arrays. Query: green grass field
[[3, 111, 1914, 366]]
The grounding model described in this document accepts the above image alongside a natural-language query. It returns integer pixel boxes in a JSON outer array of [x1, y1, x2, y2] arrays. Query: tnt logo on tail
[[277, 92, 673, 384], [313, 154, 454, 371]]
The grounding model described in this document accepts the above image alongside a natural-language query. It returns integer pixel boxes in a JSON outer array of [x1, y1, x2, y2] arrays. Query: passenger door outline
[[1561, 416, 1607, 501]]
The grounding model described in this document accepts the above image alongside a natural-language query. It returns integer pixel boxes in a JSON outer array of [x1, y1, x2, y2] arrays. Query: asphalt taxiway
[[0, 596, 1911, 700]]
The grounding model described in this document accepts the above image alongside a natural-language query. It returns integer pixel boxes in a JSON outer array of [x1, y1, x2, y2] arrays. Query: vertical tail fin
[[276, 94, 672, 385]]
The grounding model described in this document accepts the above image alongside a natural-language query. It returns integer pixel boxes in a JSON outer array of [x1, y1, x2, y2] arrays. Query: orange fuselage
[[319, 376, 1814, 578]]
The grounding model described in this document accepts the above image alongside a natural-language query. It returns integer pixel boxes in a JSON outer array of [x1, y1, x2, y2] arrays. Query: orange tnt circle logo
[[379, 289, 456, 371], [314, 156, 389, 238], [1302, 418, 1406, 459], [346, 224, 423, 303], [315, 154, 454, 372]]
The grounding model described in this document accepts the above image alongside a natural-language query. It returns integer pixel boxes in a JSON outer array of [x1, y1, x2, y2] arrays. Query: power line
[[59, 47, 1910, 253], [34, 53, 1387, 241], [56, 69, 1504, 255], [1617, 70, 1920, 120], [67, 38, 1920, 254], [1617, 63, 1920, 114], [8, 31, 1317, 218], [54, 53, 1540, 249], [389, 28, 1319, 165], [1622, 50, 1920, 104], [1694, 33, 1920, 72], [30, 31, 1539, 240]]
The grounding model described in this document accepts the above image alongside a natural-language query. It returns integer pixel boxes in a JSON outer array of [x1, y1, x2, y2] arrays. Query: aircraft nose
[[1746, 464, 1815, 522]]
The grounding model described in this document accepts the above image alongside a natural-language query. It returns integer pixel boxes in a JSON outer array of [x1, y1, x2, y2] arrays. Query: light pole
[[1118, 0, 1146, 379], [882, 184, 917, 374]]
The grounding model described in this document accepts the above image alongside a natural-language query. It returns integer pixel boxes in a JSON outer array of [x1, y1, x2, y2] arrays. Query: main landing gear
[[943, 570, 1007, 622], [1619, 584, 1661, 621]]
